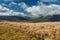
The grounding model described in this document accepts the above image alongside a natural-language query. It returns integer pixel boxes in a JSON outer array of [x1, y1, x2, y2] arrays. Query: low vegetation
[[0, 21, 60, 40]]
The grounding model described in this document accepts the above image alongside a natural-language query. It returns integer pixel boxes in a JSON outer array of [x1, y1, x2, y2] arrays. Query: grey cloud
[[40, 0, 58, 2]]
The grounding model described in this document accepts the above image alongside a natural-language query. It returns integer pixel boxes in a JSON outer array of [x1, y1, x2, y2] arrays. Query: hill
[[0, 16, 30, 21], [0, 15, 60, 22], [28, 15, 60, 22]]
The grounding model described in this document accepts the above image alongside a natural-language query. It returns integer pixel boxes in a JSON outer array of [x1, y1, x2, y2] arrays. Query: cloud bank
[[0, 5, 27, 17], [25, 4, 60, 18], [0, 1, 60, 18], [18, 0, 59, 18]]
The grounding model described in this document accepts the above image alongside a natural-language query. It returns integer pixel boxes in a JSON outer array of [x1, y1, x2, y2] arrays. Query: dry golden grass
[[0, 21, 60, 40]]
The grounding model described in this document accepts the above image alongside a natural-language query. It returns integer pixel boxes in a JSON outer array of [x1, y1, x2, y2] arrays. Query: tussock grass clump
[[0, 22, 60, 40]]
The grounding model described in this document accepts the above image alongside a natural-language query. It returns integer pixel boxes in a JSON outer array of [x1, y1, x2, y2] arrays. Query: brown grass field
[[0, 21, 60, 40]]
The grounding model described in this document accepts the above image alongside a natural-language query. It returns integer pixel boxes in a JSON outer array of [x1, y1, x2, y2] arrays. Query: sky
[[0, 0, 60, 18]]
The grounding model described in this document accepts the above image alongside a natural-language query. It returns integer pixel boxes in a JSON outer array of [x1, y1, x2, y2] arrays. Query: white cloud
[[17, 2, 60, 18], [0, 5, 27, 17], [18, 2, 28, 9], [0, 2, 60, 18], [40, 0, 58, 2], [4, 0, 11, 1], [4, 0, 21, 1], [7, 2, 18, 7], [26, 6, 41, 17], [25, 4, 60, 18], [11, 2, 17, 5]]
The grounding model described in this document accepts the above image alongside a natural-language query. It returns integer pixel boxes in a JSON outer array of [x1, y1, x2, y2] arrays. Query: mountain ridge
[[28, 15, 60, 22]]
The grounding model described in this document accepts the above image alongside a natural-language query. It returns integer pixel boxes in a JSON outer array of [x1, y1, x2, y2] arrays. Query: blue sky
[[0, 0, 60, 18], [0, 0, 60, 6], [0, 0, 38, 6]]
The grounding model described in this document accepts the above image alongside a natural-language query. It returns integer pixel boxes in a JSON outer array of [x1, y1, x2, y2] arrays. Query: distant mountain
[[50, 15, 60, 21], [0, 16, 30, 21], [0, 15, 60, 22], [28, 15, 60, 22]]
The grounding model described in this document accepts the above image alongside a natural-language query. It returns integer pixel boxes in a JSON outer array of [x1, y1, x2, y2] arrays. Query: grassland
[[0, 21, 60, 40]]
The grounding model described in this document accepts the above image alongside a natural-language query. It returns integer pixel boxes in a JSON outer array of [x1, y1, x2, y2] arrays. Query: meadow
[[0, 21, 60, 40]]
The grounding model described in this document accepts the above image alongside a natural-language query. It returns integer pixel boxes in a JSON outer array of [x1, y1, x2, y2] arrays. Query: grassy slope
[[0, 21, 60, 40]]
